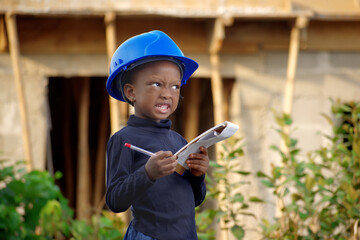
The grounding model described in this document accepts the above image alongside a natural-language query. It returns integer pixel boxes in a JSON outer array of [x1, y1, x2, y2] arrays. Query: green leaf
[[261, 179, 275, 188], [228, 148, 244, 158], [284, 114, 293, 125], [290, 138, 298, 147], [231, 225, 245, 240], [209, 161, 223, 169], [340, 104, 352, 112], [305, 175, 315, 190], [291, 193, 303, 201], [256, 171, 270, 179], [270, 145, 281, 152], [235, 171, 251, 176], [249, 197, 264, 203], [321, 113, 334, 126], [299, 211, 309, 220]]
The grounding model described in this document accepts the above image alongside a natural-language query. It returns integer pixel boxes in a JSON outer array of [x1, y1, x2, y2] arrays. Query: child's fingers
[[186, 146, 209, 176], [186, 159, 208, 168], [146, 151, 177, 180], [155, 150, 173, 158], [199, 146, 208, 155]]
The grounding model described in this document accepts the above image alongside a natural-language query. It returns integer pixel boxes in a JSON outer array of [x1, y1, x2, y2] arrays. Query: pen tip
[[124, 143, 131, 148]]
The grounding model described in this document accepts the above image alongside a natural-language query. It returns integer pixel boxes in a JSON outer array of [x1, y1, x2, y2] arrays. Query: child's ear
[[123, 83, 135, 102]]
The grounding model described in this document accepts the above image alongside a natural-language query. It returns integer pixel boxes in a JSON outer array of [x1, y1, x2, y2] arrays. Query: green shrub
[[258, 100, 360, 239], [196, 138, 260, 240], [0, 160, 124, 239]]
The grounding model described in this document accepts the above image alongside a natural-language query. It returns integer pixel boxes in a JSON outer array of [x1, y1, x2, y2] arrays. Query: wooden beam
[[277, 15, 309, 226], [93, 95, 109, 211], [229, 78, 242, 137], [208, 17, 232, 240], [104, 11, 131, 225], [105, 12, 128, 134], [12, 16, 360, 55], [209, 18, 226, 125], [283, 16, 309, 115], [183, 79, 200, 141], [76, 77, 91, 219], [0, 16, 7, 52], [5, 12, 33, 172]]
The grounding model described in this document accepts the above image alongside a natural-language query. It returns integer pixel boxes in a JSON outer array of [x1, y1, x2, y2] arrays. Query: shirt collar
[[127, 115, 172, 131]]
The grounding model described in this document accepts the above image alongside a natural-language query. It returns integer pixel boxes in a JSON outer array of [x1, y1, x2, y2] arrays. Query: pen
[[124, 143, 156, 157]]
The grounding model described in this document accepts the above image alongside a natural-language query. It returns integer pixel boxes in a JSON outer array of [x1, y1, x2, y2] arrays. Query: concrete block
[[330, 53, 360, 69], [323, 73, 360, 101]]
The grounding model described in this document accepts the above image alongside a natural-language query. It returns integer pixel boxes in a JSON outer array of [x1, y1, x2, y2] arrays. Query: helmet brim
[[106, 55, 198, 102]]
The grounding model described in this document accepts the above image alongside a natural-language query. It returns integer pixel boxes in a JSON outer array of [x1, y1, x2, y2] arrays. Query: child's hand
[[145, 151, 177, 181], [186, 146, 209, 177]]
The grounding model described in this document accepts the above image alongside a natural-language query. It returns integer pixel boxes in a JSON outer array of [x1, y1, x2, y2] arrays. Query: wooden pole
[[282, 16, 309, 151], [105, 12, 127, 134], [278, 16, 309, 229], [5, 12, 33, 172], [283, 16, 309, 115], [76, 78, 91, 219], [208, 17, 233, 240], [93, 95, 109, 210], [229, 79, 242, 136], [64, 81, 75, 208], [104, 11, 131, 224], [209, 18, 225, 125], [0, 17, 7, 52], [183, 79, 200, 141]]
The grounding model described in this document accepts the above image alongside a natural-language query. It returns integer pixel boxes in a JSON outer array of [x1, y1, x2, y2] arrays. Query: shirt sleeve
[[105, 133, 155, 213], [183, 171, 206, 207]]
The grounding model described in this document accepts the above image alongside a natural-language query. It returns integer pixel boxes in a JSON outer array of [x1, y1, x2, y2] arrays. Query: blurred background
[[0, 0, 360, 239]]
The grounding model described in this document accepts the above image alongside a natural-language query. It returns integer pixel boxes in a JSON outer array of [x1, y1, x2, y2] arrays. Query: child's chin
[[155, 109, 173, 116]]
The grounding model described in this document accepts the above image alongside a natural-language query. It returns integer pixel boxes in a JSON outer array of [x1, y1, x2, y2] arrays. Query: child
[[105, 30, 209, 240]]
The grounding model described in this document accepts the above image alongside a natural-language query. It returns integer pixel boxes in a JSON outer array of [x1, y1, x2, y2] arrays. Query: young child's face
[[125, 60, 182, 122]]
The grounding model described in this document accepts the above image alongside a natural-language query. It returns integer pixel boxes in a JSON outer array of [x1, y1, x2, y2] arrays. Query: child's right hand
[[145, 151, 177, 181]]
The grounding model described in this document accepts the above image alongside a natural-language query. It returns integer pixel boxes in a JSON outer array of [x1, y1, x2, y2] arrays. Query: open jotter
[[175, 121, 239, 175]]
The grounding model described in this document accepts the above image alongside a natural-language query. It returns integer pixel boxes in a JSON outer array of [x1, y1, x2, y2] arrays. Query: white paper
[[175, 121, 239, 170]]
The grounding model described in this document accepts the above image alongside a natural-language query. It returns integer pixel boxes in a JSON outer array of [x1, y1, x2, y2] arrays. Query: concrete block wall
[[0, 54, 108, 169], [224, 51, 360, 239]]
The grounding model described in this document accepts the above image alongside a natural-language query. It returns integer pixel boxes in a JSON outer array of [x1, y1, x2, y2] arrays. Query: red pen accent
[[124, 143, 156, 157]]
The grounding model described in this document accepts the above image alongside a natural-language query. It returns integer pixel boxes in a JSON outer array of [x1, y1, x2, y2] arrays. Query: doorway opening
[[47, 76, 110, 214]]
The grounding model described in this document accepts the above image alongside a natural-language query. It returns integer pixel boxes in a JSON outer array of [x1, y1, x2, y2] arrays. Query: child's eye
[[172, 84, 180, 90], [151, 82, 161, 87]]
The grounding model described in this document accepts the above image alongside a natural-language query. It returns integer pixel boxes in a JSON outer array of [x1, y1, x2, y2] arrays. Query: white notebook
[[175, 121, 239, 175]]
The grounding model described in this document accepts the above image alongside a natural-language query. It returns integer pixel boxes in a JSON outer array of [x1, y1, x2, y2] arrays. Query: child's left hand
[[186, 146, 209, 177]]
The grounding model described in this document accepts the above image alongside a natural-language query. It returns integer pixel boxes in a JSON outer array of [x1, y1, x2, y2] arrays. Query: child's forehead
[[131, 60, 182, 78]]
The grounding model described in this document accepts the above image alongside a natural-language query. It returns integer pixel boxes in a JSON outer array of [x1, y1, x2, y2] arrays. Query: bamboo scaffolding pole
[[105, 12, 127, 134], [64, 81, 75, 208], [208, 17, 233, 240], [209, 18, 225, 125], [5, 12, 33, 172], [0, 17, 7, 52], [104, 11, 131, 224], [93, 97, 109, 210], [277, 16, 309, 229], [76, 78, 91, 219], [183, 79, 200, 141], [283, 16, 309, 116], [229, 79, 242, 136]]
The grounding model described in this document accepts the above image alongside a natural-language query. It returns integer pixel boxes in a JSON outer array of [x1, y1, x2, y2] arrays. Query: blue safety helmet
[[106, 30, 199, 102]]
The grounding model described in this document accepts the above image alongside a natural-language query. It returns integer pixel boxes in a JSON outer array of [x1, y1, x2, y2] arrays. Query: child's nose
[[160, 86, 172, 98]]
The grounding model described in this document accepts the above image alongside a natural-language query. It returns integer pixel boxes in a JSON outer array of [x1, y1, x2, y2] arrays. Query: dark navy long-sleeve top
[[106, 115, 206, 240]]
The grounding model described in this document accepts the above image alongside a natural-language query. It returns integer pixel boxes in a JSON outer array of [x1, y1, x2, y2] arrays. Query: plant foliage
[[196, 138, 260, 240], [258, 100, 360, 240], [0, 160, 124, 239]]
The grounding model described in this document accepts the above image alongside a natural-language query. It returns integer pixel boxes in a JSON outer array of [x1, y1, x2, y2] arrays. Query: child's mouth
[[155, 104, 170, 113]]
